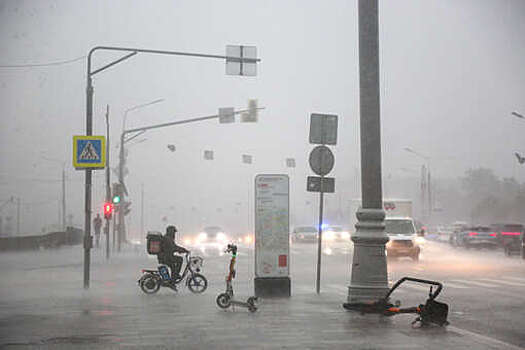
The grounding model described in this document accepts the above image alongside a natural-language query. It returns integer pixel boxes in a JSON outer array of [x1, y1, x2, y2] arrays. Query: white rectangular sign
[[255, 174, 290, 278]]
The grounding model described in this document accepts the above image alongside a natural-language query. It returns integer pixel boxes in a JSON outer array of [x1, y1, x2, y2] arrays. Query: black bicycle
[[138, 253, 208, 294]]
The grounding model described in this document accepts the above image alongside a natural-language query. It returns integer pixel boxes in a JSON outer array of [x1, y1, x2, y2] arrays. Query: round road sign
[[309, 145, 334, 176]]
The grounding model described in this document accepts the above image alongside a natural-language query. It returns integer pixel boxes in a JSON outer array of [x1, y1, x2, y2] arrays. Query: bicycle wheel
[[187, 273, 208, 294]]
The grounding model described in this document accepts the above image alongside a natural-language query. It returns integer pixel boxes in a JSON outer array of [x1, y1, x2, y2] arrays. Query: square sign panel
[[219, 107, 235, 124], [242, 154, 253, 164], [306, 176, 335, 193], [285, 158, 296, 168], [204, 150, 214, 160], [309, 113, 338, 145], [226, 45, 257, 76], [73, 135, 106, 169]]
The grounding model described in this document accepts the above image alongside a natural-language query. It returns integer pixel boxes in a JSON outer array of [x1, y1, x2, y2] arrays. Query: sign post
[[254, 174, 290, 297], [73, 135, 106, 289], [308, 113, 338, 294]]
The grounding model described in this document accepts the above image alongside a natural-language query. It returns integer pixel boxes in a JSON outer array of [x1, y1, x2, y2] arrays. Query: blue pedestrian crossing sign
[[73, 136, 106, 169]]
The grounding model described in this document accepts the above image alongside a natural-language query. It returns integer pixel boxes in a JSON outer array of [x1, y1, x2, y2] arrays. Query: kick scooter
[[216, 243, 258, 312], [343, 277, 449, 327]]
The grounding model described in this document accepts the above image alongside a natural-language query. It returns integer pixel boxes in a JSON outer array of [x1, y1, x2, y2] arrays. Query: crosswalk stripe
[[501, 276, 525, 283], [478, 278, 525, 287], [449, 279, 498, 288], [442, 281, 470, 289]]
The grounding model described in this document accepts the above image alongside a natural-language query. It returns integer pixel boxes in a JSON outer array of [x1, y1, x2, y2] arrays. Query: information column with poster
[[254, 174, 291, 297]]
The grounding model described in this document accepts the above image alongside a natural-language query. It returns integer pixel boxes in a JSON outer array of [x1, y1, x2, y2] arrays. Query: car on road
[[291, 226, 318, 243], [450, 226, 499, 249], [384, 217, 422, 261], [323, 225, 350, 242], [490, 223, 524, 256], [185, 226, 229, 255]]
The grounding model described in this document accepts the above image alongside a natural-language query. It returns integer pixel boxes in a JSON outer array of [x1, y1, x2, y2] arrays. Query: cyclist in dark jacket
[[158, 225, 189, 281]]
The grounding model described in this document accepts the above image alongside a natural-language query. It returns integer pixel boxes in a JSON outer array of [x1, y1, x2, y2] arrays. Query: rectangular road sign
[[226, 45, 257, 76], [73, 136, 106, 169], [307, 176, 335, 193], [309, 113, 338, 145], [218, 107, 235, 123]]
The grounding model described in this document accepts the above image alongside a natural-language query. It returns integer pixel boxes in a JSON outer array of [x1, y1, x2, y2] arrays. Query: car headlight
[[216, 232, 227, 242], [415, 237, 425, 245], [324, 231, 336, 241], [183, 238, 192, 245], [197, 232, 208, 242], [244, 235, 253, 244], [340, 231, 350, 240]]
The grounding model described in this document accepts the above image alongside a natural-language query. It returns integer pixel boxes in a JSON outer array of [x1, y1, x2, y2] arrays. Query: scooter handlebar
[[384, 277, 443, 301]]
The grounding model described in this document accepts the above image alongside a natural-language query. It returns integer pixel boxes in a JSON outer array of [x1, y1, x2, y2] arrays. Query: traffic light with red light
[[103, 202, 113, 220]]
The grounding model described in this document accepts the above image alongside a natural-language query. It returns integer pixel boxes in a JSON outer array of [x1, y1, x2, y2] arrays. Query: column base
[[347, 207, 389, 303]]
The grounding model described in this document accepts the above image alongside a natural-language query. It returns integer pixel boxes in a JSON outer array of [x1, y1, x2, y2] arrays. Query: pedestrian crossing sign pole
[[73, 135, 106, 169]]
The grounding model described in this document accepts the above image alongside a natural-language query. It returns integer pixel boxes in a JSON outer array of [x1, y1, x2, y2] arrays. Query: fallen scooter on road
[[343, 277, 449, 327], [216, 243, 258, 312]]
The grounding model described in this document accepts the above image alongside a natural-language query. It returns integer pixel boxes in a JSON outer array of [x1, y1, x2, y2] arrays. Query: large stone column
[[347, 0, 389, 303]]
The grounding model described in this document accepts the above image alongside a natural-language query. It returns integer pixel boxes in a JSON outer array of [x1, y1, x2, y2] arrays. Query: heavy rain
[[1, 1, 525, 349]]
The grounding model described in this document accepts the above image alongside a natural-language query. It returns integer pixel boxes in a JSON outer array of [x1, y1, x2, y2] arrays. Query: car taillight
[[501, 232, 521, 236], [489, 233, 497, 237], [468, 232, 478, 236]]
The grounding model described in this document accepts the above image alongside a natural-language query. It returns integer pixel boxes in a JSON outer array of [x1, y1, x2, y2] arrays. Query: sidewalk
[[0, 246, 523, 349]]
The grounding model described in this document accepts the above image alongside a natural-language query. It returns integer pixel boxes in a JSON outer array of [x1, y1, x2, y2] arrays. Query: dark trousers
[[159, 255, 183, 279]]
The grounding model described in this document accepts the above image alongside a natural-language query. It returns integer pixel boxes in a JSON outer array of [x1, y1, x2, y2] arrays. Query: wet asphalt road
[[0, 239, 524, 349]]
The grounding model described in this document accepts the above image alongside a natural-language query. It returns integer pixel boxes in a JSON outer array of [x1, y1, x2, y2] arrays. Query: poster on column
[[254, 174, 290, 278]]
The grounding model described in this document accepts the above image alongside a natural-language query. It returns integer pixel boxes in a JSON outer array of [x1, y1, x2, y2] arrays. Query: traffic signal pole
[[116, 106, 265, 245], [84, 45, 260, 288], [84, 74, 93, 289]]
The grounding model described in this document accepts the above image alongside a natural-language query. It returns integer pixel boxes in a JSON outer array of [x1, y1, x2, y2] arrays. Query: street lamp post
[[42, 156, 67, 231], [118, 98, 164, 251], [347, 0, 389, 303], [510, 111, 525, 260], [404, 147, 431, 221], [83, 45, 260, 289]]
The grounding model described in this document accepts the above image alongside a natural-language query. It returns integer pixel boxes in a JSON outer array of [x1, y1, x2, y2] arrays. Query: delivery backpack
[[146, 233, 163, 255]]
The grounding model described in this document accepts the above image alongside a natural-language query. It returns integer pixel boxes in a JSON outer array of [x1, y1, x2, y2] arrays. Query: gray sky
[[1, 0, 524, 235]]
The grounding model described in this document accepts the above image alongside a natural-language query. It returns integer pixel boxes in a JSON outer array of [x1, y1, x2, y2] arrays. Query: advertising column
[[254, 174, 291, 297]]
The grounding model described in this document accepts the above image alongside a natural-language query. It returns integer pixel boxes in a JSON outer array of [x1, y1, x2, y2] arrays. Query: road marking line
[[478, 278, 525, 287], [442, 281, 470, 289], [448, 326, 525, 350], [401, 284, 431, 292], [449, 279, 498, 288], [502, 276, 525, 283]]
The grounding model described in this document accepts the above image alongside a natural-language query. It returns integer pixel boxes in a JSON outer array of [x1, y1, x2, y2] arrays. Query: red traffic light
[[103, 202, 113, 219]]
